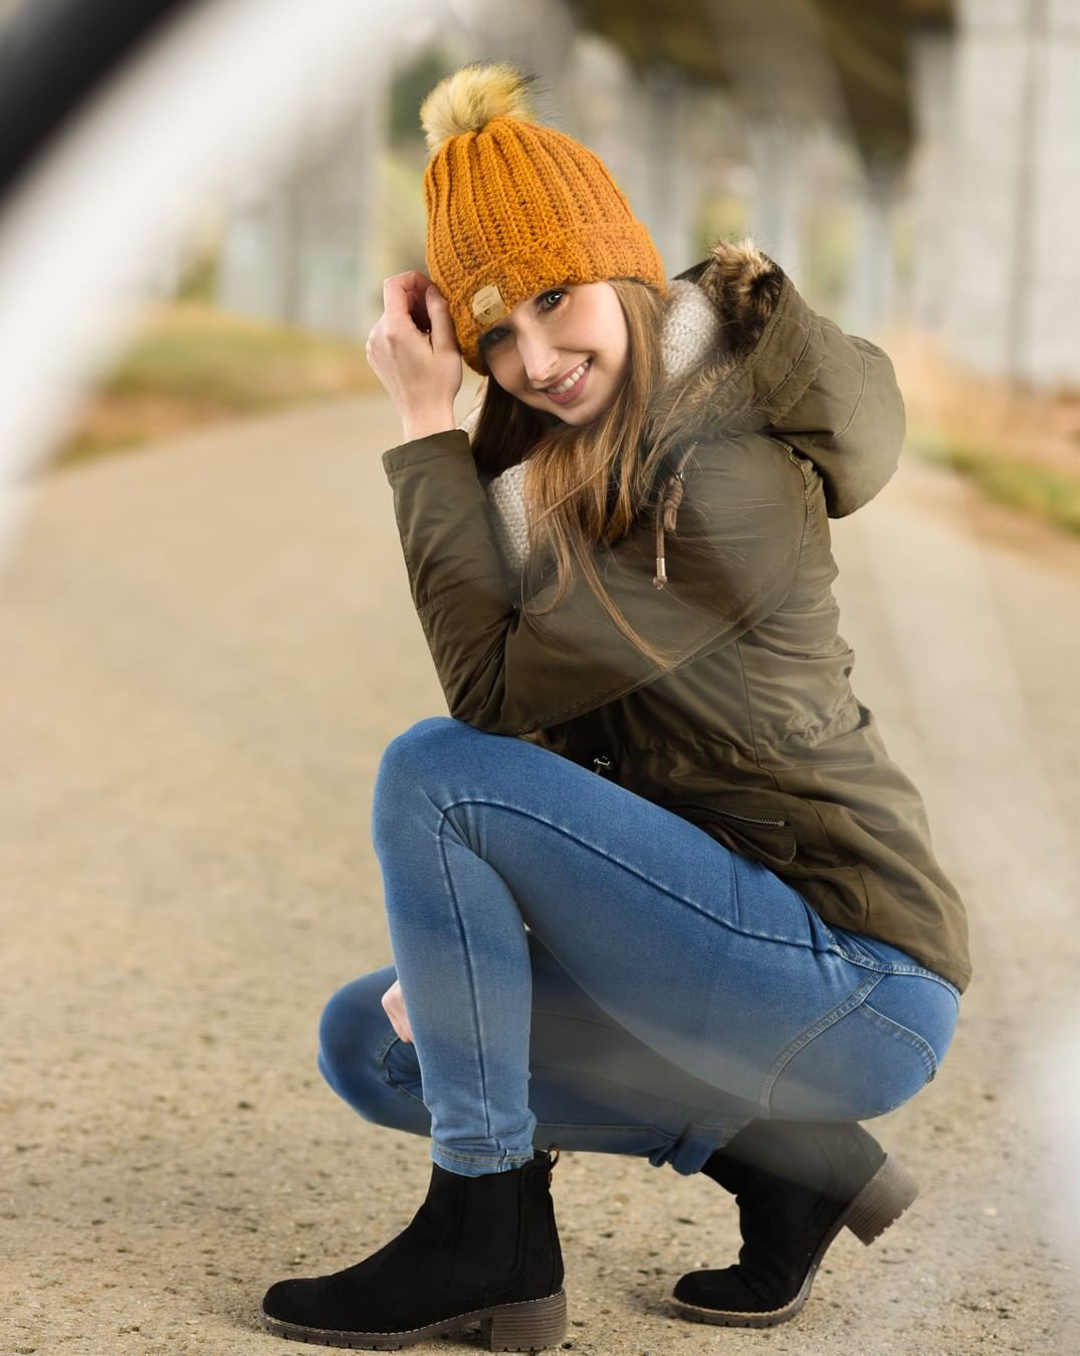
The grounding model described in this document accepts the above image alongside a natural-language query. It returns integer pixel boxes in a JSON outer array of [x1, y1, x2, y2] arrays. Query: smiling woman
[[266, 56, 972, 1355]]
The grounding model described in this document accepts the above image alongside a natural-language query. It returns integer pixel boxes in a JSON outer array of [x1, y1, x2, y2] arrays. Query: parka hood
[[652, 239, 907, 518]]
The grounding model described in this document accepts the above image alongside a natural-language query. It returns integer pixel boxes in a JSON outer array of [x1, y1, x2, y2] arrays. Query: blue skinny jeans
[[319, 718, 960, 1178]]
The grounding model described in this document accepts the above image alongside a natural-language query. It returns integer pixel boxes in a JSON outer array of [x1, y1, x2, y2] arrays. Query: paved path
[[2, 391, 1077, 1355]]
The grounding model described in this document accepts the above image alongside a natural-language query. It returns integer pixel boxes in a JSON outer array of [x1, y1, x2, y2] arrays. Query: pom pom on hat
[[420, 60, 541, 155]]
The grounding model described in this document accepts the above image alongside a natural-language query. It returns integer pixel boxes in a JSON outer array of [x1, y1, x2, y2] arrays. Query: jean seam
[[436, 796, 822, 955], [758, 973, 883, 1110], [434, 813, 493, 1141], [828, 946, 962, 999], [860, 1000, 939, 1080], [376, 1029, 428, 1108]]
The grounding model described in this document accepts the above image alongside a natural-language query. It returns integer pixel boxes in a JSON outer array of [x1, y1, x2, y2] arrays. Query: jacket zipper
[[679, 803, 787, 828], [716, 809, 787, 828]]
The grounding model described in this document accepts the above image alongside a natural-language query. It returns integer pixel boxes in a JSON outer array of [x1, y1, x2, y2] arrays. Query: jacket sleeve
[[381, 429, 806, 736]]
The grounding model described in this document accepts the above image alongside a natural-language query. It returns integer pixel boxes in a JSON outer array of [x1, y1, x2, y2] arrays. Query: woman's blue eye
[[481, 290, 566, 348]]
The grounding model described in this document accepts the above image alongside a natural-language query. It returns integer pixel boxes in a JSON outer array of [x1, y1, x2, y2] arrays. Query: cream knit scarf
[[458, 279, 720, 576]]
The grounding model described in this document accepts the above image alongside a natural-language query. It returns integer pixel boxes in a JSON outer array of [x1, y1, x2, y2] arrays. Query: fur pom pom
[[420, 61, 539, 155]]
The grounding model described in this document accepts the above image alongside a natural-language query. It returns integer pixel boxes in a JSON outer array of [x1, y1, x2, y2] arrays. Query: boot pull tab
[[546, 1142, 561, 1183]]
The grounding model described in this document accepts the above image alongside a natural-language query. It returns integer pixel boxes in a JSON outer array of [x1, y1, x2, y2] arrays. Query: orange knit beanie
[[419, 61, 669, 374]]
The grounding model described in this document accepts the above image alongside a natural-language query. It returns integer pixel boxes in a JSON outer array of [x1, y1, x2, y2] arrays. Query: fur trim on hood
[[651, 238, 906, 519]]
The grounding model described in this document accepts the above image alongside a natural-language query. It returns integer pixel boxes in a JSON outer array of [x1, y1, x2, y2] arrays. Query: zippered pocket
[[667, 801, 788, 829], [710, 806, 787, 829], [665, 800, 797, 865]]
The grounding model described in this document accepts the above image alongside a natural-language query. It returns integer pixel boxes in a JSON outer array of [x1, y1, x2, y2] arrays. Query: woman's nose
[[519, 337, 560, 389]]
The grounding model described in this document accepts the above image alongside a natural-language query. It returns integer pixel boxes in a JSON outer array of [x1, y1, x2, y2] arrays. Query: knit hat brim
[[445, 222, 669, 373]]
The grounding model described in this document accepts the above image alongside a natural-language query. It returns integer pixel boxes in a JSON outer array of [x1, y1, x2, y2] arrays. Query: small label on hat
[[471, 283, 507, 328]]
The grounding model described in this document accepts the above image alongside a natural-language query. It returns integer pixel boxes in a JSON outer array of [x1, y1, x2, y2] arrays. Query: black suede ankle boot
[[672, 1120, 917, 1328], [259, 1144, 566, 1350]]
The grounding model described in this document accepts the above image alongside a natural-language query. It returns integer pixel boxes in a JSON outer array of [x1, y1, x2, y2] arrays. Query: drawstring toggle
[[653, 442, 697, 589]]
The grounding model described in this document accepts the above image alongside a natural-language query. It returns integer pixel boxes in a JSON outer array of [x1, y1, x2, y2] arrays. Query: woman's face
[[479, 281, 629, 424]]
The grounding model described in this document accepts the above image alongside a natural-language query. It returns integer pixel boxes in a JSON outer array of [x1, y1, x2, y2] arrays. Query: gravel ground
[[2, 389, 1077, 1355]]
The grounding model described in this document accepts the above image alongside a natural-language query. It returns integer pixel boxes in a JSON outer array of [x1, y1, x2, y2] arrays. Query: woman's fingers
[[381, 275, 414, 330], [425, 283, 455, 348], [383, 271, 434, 332], [376, 272, 452, 336], [381, 978, 414, 1043], [365, 272, 462, 416]]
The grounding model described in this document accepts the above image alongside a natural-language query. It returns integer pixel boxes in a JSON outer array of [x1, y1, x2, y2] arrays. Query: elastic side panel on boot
[[449, 1170, 524, 1291]]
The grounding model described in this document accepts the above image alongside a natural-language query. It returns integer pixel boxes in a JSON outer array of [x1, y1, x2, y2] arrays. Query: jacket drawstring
[[653, 441, 698, 589]]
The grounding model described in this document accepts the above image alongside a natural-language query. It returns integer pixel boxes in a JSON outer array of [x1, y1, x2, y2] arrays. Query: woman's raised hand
[[380, 977, 414, 1044], [365, 271, 463, 440]]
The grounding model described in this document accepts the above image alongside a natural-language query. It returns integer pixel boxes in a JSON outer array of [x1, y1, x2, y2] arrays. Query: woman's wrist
[[401, 408, 457, 442]]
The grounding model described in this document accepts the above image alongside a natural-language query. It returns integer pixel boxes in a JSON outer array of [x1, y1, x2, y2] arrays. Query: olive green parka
[[381, 239, 971, 993]]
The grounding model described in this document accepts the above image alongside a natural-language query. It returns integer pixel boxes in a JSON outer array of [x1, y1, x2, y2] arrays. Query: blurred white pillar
[[846, 160, 900, 336], [466, 0, 577, 112], [217, 70, 389, 339], [299, 86, 389, 339], [910, 26, 956, 331], [562, 33, 640, 204], [942, 0, 1080, 388], [746, 119, 806, 286], [1017, 0, 1080, 385], [634, 64, 700, 277]]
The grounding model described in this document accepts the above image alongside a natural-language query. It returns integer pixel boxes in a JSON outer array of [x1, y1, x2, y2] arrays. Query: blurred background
[[2, 0, 1076, 536], [0, 3, 1077, 1353]]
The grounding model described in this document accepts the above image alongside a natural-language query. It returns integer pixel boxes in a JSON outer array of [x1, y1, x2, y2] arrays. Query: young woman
[[259, 61, 970, 1350]]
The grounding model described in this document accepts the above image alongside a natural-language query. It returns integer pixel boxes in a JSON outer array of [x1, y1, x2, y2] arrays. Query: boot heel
[[845, 1155, 919, 1245], [481, 1288, 568, 1351]]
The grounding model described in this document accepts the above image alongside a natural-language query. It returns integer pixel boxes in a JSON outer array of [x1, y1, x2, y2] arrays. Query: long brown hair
[[469, 278, 693, 669]]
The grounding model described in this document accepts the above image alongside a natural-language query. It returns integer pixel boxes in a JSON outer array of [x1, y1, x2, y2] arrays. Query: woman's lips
[[545, 358, 592, 405]]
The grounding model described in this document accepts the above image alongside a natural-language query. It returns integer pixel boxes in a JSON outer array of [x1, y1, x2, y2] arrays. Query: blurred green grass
[[884, 331, 1079, 541], [52, 301, 379, 472], [908, 427, 1080, 537]]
